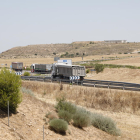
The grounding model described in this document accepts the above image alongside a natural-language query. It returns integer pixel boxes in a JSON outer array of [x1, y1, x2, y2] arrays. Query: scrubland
[[22, 81, 140, 115], [0, 80, 140, 139], [20, 80, 140, 139]]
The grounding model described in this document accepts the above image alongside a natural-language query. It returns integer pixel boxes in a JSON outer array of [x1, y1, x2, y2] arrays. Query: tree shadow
[[0, 109, 13, 118], [49, 126, 67, 136]]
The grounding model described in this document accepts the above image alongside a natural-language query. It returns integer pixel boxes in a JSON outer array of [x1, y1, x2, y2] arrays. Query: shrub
[[91, 113, 121, 136], [23, 72, 30, 76], [0, 68, 22, 113], [21, 87, 34, 96], [86, 69, 89, 73], [94, 63, 104, 74], [73, 107, 91, 128], [58, 110, 73, 123], [45, 112, 58, 120], [56, 100, 76, 114], [90, 41, 94, 44], [49, 119, 68, 133]]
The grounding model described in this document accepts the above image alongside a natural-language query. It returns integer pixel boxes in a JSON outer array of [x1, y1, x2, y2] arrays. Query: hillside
[[1, 41, 140, 59], [1, 81, 140, 140], [0, 93, 115, 140]]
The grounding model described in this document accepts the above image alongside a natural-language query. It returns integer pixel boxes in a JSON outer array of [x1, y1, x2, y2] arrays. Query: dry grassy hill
[[1, 41, 140, 59], [1, 81, 140, 140]]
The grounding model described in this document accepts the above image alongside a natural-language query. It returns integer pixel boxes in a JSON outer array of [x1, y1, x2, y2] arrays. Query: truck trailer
[[31, 64, 52, 73], [12, 62, 23, 71]]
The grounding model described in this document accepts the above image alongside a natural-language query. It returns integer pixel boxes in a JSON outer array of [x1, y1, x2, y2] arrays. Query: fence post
[[8, 101, 9, 126], [108, 83, 109, 89], [43, 125, 44, 140], [81, 81, 83, 86], [123, 85, 125, 90], [94, 83, 95, 88]]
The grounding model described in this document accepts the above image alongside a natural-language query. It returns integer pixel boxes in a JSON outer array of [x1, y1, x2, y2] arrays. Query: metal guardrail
[[83, 79, 140, 91], [21, 76, 140, 91]]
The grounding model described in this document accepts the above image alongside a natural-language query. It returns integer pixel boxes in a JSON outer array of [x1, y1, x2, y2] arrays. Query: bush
[[21, 87, 34, 96], [46, 112, 58, 120], [49, 119, 68, 133], [23, 72, 30, 76], [94, 63, 104, 74], [91, 113, 121, 136], [58, 110, 73, 123], [86, 69, 89, 73], [73, 107, 91, 128], [56, 98, 76, 114], [0, 68, 22, 113]]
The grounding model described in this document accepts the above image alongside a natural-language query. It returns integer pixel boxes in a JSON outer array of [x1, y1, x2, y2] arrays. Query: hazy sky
[[0, 0, 140, 52]]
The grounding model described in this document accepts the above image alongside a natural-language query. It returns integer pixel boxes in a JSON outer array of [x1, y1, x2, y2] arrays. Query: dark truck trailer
[[35, 64, 46, 72], [31, 64, 52, 73], [12, 62, 23, 71], [51, 63, 86, 81]]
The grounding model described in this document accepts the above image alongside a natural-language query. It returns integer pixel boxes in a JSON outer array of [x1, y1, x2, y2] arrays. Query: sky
[[0, 0, 140, 52]]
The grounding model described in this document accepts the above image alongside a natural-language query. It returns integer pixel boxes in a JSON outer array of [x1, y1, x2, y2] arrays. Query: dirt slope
[[0, 93, 116, 140], [1, 86, 140, 139]]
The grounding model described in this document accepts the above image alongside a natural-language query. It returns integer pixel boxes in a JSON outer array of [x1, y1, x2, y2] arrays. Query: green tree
[[94, 63, 104, 74], [0, 68, 22, 113]]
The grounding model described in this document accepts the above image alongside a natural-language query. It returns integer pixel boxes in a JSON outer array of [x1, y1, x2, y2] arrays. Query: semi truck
[[11, 62, 23, 71]]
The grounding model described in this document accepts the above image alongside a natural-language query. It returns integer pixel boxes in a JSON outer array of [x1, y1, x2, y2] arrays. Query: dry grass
[[101, 56, 140, 66], [0, 92, 115, 140], [22, 81, 140, 115], [1, 80, 140, 139], [0, 53, 140, 68], [86, 68, 140, 84], [1, 42, 140, 59]]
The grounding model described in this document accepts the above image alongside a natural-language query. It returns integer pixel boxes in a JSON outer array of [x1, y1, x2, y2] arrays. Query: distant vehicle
[[51, 63, 86, 81], [11, 62, 23, 71], [30, 61, 86, 81], [31, 64, 52, 73]]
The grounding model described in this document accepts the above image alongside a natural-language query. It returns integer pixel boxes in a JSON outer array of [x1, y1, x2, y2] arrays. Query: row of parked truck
[[11, 60, 86, 81]]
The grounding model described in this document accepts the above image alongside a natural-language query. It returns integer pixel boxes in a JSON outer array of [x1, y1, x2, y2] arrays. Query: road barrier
[[21, 76, 140, 91]]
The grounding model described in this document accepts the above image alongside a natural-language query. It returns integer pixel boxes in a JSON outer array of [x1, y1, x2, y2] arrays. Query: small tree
[[94, 63, 104, 74], [23, 71, 30, 76], [0, 68, 22, 113], [86, 69, 89, 73], [49, 119, 68, 133]]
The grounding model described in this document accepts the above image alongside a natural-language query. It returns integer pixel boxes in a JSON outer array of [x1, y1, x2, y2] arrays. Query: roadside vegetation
[[22, 81, 140, 115], [23, 71, 30, 76], [44, 96, 120, 135], [0, 68, 22, 113], [81, 62, 140, 69]]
